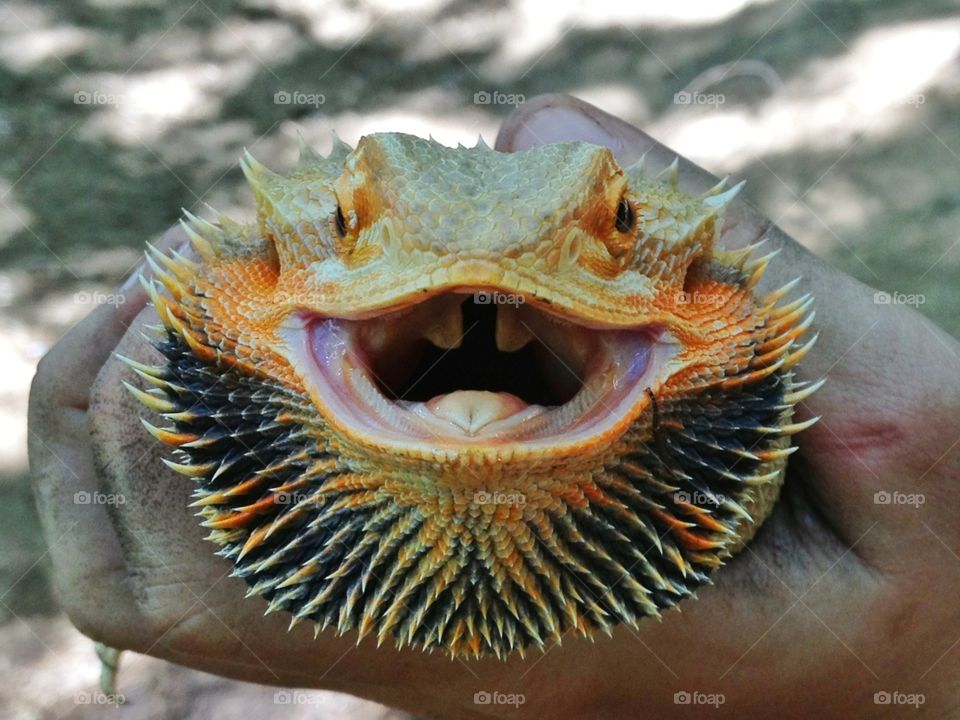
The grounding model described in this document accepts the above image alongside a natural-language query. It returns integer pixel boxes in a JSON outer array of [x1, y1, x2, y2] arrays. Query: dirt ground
[[2, 0, 958, 717]]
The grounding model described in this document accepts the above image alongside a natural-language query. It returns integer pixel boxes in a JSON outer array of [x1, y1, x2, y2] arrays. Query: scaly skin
[[123, 132, 818, 659]]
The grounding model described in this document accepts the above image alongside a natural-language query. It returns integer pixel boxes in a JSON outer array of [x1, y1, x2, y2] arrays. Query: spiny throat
[[130, 320, 799, 658]]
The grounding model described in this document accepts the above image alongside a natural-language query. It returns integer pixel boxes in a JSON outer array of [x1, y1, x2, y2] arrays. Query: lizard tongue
[[424, 391, 530, 434]]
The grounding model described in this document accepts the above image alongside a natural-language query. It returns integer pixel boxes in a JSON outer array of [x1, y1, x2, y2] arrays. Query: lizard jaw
[[279, 291, 679, 460]]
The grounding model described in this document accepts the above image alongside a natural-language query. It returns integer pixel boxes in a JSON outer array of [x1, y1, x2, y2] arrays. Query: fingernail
[[499, 96, 655, 166], [508, 106, 624, 152]]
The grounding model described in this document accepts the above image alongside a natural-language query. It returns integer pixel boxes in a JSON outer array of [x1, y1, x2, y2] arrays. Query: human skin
[[28, 94, 960, 719]]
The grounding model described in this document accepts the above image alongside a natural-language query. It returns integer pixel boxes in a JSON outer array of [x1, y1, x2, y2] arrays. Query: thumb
[[495, 94, 960, 560]]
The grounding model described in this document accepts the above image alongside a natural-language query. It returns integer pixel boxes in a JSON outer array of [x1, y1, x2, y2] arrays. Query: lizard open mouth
[[283, 290, 677, 454]]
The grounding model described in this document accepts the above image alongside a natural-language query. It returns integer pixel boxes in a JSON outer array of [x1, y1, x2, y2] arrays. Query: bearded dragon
[[122, 132, 819, 660]]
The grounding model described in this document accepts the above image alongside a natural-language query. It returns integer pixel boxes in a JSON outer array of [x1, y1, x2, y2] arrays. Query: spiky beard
[[137, 328, 793, 660]]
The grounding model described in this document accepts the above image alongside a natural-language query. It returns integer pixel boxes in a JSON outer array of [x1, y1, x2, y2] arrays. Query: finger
[[27, 224, 186, 646], [497, 94, 655, 162], [497, 94, 738, 203], [27, 389, 145, 647], [495, 94, 960, 556]]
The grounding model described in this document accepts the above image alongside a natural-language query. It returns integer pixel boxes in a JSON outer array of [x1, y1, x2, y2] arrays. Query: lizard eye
[[601, 195, 637, 263], [615, 197, 635, 234], [333, 205, 347, 238]]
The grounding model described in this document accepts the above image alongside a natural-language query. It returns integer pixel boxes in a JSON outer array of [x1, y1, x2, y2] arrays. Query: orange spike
[[123, 381, 177, 413], [139, 418, 198, 446], [205, 510, 258, 529]]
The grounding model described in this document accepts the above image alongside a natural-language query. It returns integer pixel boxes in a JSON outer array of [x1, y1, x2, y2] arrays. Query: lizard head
[[126, 132, 818, 658]]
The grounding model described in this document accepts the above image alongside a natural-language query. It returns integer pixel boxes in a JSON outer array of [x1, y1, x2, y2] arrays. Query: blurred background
[[1, 0, 958, 717]]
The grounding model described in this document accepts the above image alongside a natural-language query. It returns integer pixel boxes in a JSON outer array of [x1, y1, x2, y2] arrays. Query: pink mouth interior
[[283, 293, 672, 450]]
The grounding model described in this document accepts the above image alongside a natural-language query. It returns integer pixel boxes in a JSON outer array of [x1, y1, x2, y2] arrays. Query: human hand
[[29, 94, 960, 719]]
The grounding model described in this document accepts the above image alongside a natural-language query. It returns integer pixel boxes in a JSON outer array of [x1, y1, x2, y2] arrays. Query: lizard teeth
[[359, 294, 465, 354], [422, 297, 465, 350], [495, 304, 534, 352]]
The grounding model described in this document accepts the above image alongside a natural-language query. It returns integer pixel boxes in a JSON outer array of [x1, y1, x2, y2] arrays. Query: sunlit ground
[[1, 0, 958, 717]]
